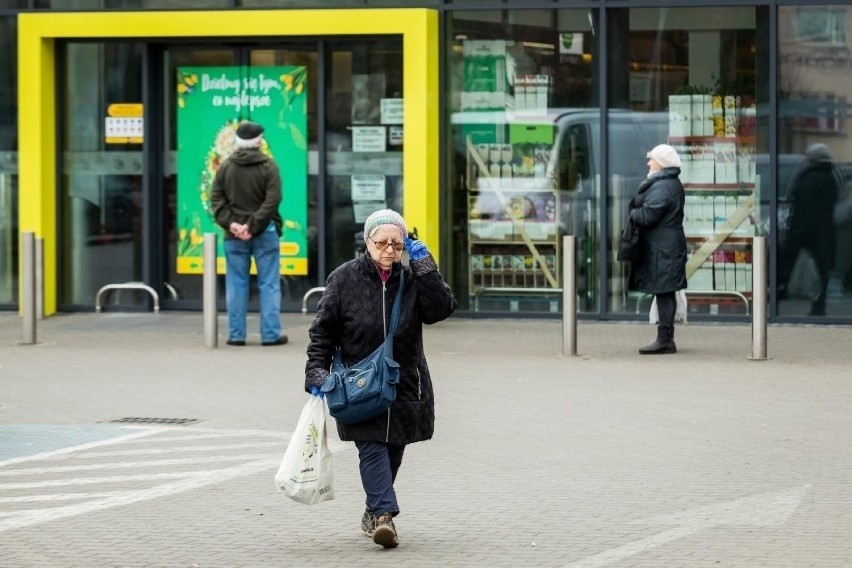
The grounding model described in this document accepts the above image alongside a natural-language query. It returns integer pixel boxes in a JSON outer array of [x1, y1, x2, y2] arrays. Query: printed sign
[[380, 98, 404, 124], [352, 126, 387, 152], [351, 175, 386, 201]]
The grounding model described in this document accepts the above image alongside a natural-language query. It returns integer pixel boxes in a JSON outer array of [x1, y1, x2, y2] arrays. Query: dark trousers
[[355, 441, 406, 517], [655, 291, 676, 332]]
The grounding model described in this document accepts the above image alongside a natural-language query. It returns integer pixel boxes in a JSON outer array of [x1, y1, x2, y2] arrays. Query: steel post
[[750, 236, 768, 360], [562, 235, 577, 356], [203, 233, 218, 348]]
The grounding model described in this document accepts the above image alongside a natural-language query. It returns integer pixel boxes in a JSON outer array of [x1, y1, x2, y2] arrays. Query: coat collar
[[638, 167, 681, 193], [356, 252, 402, 280]]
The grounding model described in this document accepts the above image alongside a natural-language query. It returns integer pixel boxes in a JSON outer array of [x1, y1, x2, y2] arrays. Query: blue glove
[[310, 386, 324, 399], [404, 237, 429, 261]]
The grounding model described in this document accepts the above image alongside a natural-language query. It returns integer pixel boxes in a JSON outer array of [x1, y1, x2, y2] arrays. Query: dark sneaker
[[226, 339, 245, 346], [261, 335, 288, 346], [360, 508, 375, 536], [372, 513, 399, 548]]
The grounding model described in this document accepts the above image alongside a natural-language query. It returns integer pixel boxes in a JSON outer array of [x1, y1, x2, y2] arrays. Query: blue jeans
[[224, 229, 282, 343], [355, 441, 405, 517]]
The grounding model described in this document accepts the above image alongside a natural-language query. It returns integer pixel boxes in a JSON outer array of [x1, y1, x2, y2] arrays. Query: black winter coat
[[628, 168, 688, 294], [305, 253, 457, 446], [788, 161, 839, 270]]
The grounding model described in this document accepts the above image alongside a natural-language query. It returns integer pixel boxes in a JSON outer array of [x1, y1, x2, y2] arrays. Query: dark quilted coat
[[628, 167, 688, 294], [305, 253, 457, 445]]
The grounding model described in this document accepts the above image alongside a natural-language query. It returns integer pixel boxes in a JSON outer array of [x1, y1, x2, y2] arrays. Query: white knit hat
[[647, 144, 682, 168], [363, 209, 407, 241]]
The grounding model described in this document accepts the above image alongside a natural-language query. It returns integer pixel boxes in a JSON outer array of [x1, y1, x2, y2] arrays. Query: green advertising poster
[[176, 66, 308, 275]]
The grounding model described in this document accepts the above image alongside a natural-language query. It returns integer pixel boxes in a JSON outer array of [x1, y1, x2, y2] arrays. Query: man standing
[[211, 121, 287, 346]]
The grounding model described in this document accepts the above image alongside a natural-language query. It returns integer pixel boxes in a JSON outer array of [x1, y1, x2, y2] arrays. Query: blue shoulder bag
[[321, 270, 404, 425]]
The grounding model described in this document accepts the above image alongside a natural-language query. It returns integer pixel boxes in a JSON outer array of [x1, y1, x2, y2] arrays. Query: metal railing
[[302, 287, 326, 314], [95, 283, 160, 313]]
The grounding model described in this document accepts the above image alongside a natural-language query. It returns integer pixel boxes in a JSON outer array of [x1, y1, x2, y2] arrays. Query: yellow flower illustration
[[177, 83, 187, 94], [282, 74, 294, 91]]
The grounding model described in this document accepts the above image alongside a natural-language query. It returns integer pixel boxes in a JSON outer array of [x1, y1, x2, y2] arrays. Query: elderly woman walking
[[304, 209, 457, 548], [627, 144, 688, 354]]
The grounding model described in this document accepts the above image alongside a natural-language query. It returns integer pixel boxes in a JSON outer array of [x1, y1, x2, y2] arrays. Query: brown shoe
[[371, 513, 399, 548]]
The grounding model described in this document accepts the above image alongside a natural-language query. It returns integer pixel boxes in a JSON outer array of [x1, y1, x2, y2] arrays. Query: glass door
[[162, 43, 319, 310], [60, 41, 145, 307], [324, 39, 404, 271], [162, 46, 237, 307]]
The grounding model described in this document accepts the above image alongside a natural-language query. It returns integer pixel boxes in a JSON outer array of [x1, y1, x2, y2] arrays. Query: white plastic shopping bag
[[274, 395, 334, 505], [649, 290, 688, 324]]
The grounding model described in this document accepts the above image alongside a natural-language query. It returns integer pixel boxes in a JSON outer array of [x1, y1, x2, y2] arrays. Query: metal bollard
[[562, 235, 577, 356], [35, 237, 44, 320], [21, 232, 36, 344], [203, 233, 218, 348], [749, 236, 768, 360]]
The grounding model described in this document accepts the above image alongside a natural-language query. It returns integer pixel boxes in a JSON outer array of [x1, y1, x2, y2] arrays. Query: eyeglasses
[[368, 237, 405, 252]]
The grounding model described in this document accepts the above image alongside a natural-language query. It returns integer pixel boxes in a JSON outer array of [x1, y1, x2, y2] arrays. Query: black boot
[[639, 326, 677, 354]]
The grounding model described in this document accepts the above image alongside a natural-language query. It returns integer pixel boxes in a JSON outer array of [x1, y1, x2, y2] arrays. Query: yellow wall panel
[[18, 9, 439, 314]]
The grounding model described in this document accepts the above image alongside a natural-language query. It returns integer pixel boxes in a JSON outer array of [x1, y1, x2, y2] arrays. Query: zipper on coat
[[416, 367, 421, 400], [380, 268, 390, 442]]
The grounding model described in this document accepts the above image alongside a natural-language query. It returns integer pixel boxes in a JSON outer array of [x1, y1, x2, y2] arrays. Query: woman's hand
[[404, 237, 429, 261]]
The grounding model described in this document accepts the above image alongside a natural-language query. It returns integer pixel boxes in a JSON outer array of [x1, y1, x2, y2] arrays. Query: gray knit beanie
[[363, 209, 407, 241]]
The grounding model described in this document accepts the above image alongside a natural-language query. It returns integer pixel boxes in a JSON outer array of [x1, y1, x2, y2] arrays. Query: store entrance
[[58, 37, 403, 311]]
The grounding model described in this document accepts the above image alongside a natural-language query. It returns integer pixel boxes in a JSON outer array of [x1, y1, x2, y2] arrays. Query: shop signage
[[351, 174, 386, 201], [105, 102, 144, 144], [175, 66, 309, 275], [352, 126, 387, 152], [380, 98, 404, 124]]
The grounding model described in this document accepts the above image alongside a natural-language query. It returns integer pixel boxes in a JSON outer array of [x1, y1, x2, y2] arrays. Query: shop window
[[778, 5, 852, 319], [607, 7, 768, 320], [448, 8, 597, 314]]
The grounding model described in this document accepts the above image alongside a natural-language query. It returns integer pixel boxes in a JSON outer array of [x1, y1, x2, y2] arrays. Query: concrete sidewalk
[[1, 312, 850, 567]]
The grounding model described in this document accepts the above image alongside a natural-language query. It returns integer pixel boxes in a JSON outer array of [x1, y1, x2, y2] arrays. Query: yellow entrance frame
[[18, 9, 439, 315]]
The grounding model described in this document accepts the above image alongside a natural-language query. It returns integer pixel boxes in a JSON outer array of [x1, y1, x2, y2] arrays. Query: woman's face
[[367, 225, 404, 270], [647, 157, 662, 175]]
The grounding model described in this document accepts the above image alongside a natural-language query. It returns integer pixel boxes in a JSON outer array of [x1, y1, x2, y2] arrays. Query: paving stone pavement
[[0, 311, 850, 568]]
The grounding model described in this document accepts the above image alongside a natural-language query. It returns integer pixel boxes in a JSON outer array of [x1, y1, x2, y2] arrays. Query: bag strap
[[386, 268, 404, 340]]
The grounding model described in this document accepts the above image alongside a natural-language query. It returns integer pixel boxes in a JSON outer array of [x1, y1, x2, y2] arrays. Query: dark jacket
[[211, 147, 283, 238], [628, 167, 688, 294], [305, 253, 457, 446], [789, 161, 839, 270]]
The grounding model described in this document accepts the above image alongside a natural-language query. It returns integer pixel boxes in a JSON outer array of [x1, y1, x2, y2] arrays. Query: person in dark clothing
[[304, 209, 457, 548], [627, 144, 688, 354], [782, 143, 840, 316], [211, 121, 287, 346]]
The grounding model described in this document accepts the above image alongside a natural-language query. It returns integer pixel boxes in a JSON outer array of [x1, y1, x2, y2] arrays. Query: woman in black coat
[[783, 143, 839, 316], [304, 209, 457, 548], [628, 144, 688, 354]]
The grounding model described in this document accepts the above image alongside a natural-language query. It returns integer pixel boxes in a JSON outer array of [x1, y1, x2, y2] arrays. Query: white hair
[[235, 134, 262, 149]]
